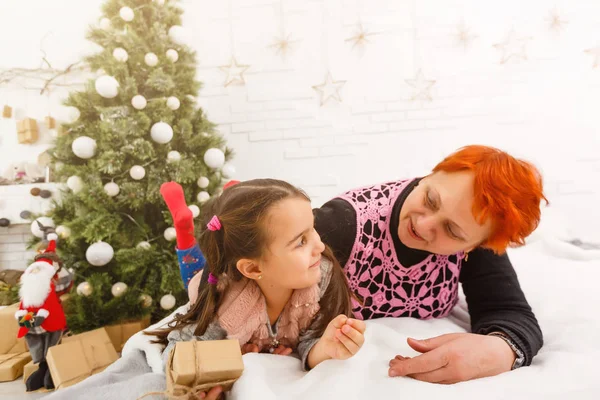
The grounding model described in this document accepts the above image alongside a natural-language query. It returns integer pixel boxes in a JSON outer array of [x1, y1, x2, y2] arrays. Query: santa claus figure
[[14, 234, 67, 392]]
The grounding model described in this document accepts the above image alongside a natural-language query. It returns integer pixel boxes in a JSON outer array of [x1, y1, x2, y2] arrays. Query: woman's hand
[[388, 333, 516, 384], [307, 314, 366, 369]]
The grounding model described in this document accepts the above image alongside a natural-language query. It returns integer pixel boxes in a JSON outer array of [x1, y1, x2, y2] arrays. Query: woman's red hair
[[433, 145, 548, 253]]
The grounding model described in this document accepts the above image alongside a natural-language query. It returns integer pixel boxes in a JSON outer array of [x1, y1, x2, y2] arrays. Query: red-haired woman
[[314, 144, 547, 384]]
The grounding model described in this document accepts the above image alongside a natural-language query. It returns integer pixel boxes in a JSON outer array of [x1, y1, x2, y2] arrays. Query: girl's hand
[[194, 385, 223, 399], [271, 345, 293, 356], [241, 343, 259, 354], [307, 314, 366, 368]]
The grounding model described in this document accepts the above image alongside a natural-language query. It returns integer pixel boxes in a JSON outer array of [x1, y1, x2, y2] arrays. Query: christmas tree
[[38, 0, 233, 333]]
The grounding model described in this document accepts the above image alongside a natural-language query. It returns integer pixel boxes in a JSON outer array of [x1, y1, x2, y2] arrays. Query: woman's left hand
[[388, 333, 516, 384], [271, 345, 293, 356]]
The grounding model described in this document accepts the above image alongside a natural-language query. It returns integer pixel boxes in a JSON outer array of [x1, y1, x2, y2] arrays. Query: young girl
[[151, 179, 365, 393]]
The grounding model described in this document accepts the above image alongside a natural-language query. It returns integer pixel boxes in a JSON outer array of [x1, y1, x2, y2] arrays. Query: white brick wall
[[0, 224, 37, 271], [1, 0, 599, 261]]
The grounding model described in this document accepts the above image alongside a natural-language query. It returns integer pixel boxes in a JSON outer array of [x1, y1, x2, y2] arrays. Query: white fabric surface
[[123, 239, 600, 400]]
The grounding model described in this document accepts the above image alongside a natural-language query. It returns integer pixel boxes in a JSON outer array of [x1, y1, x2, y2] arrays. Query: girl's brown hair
[[148, 179, 354, 347]]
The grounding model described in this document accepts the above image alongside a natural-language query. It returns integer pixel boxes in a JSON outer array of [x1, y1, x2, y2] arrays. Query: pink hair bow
[[207, 215, 222, 231]]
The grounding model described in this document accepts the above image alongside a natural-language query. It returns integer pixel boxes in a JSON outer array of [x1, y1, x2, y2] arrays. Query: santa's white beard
[[20, 263, 54, 307]]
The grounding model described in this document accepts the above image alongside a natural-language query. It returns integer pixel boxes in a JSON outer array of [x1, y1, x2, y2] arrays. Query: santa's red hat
[[34, 234, 58, 267]]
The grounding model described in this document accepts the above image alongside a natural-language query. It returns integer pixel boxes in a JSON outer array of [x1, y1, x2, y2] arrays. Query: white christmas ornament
[[104, 182, 120, 197], [67, 176, 83, 193], [100, 18, 111, 30], [140, 294, 153, 308], [221, 163, 236, 178], [137, 241, 151, 250], [65, 106, 80, 123], [197, 176, 209, 188], [188, 205, 200, 218], [131, 95, 147, 110], [120, 6, 134, 22], [204, 148, 225, 169], [164, 227, 176, 241], [56, 225, 71, 239], [168, 25, 185, 44], [130, 165, 146, 180], [86, 241, 114, 266], [31, 217, 55, 238], [72, 136, 97, 159], [166, 49, 179, 62], [160, 294, 176, 310], [145, 52, 158, 67], [113, 47, 128, 62], [167, 151, 181, 163], [197, 191, 210, 203], [111, 282, 128, 297], [77, 282, 93, 296], [95, 75, 119, 98], [150, 121, 173, 144], [166, 96, 180, 110]]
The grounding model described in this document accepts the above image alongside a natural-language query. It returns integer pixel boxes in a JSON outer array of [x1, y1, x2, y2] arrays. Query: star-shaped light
[[405, 70, 436, 101], [219, 57, 250, 87], [345, 23, 378, 49], [455, 21, 478, 49], [546, 8, 568, 32], [584, 46, 600, 68], [312, 72, 346, 106], [492, 30, 532, 64], [269, 33, 300, 58]]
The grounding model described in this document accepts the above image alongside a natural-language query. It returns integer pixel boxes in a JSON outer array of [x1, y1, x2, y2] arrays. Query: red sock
[[160, 182, 196, 249]]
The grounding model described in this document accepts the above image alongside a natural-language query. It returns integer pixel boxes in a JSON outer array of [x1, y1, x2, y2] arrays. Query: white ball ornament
[[168, 25, 185, 43], [104, 182, 120, 197], [164, 227, 176, 241], [166, 96, 180, 110], [167, 151, 181, 163], [137, 241, 151, 250], [140, 294, 153, 308], [221, 163, 236, 178], [131, 95, 147, 110], [144, 52, 158, 67], [119, 6, 134, 22], [56, 225, 71, 239], [130, 165, 146, 180], [72, 136, 97, 159], [160, 294, 176, 310], [111, 282, 128, 297], [95, 75, 119, 98], [197, 191, 210, 203], [113, 47, 128, 62], [197, 176, 209, 188], [203, 148, 225, 169], [86, 241, 114, 267], [100, 18, 111, 30], [65, 106, 80, 123], [166, 49, 178, 62], [31, 217, 55, 238], [188, 205, 200, 218], [67, 176, 83, 193], [77, 282, 93, 297], [150, 121, 173, 144]]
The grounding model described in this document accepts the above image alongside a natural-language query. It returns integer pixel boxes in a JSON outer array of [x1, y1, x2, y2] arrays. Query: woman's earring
[[258, 275, 262, 280], [465, 252, 469, 262]]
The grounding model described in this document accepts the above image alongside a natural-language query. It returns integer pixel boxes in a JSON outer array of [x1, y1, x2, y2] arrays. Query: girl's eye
[[297, 236, 307, 247], [425, 192, 435, 208]]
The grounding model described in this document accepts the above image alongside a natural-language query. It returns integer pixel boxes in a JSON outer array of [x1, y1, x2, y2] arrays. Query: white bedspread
[[123, 240, 600, 400]]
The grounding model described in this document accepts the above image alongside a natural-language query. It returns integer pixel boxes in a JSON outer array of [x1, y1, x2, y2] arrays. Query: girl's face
[[258, 197, 325, 290], [398, 171, 492, 255]]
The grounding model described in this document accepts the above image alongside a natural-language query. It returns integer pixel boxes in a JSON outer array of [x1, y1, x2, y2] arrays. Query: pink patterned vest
[[339, 179, 464, 320]]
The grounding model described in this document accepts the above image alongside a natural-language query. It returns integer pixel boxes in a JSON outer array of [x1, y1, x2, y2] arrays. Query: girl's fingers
[[335, 328, 361, 355]]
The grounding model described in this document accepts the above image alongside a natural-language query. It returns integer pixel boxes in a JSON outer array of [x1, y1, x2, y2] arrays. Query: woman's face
[[398, 171, 492, 255]]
